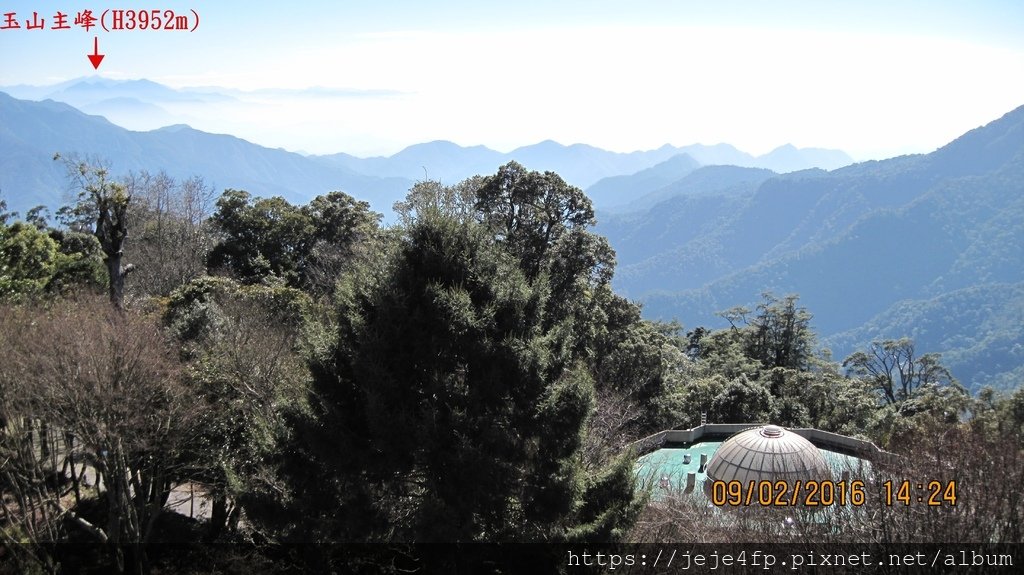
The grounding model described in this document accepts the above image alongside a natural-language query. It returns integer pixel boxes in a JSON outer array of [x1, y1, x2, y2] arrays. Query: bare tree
[[582, 388, 645, 470], [123, 171, 216, 297], [9, 297, 203, 573], [0, 305, 66, 574]]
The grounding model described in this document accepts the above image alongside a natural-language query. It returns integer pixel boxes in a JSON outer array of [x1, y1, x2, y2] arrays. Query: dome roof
[[705, 425, 831, 485]]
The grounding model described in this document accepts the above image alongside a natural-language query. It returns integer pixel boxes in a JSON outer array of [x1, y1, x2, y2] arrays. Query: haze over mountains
[[0, 77, 853, 213], [2, 79, 1021, 393], [318, 139, 852, 191]]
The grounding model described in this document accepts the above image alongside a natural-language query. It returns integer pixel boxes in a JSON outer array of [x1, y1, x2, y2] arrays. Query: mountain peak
[[155, 124, 194, 133], [756, 145, 853, 172]]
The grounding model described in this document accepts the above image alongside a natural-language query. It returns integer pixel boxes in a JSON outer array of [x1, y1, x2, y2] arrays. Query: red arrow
[[87, 36, 105, 69]]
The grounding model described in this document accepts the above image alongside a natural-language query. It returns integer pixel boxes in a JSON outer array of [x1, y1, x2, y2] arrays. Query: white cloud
[[77, 24, 1024, 158], [180, 24, 1019, 156]]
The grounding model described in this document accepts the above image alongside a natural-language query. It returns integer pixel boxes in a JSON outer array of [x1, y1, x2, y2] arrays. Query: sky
[[2, 1, 1023, 159]]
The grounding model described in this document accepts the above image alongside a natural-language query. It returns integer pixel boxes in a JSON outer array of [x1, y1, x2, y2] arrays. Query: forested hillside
[[2, 91, 1023, 572], [2, 151, 1023, 572], [599, 105, 1024, 391]]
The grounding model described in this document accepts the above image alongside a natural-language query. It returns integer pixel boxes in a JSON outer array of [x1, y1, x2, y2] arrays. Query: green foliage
[[335, 216, 576, 540], [49, 229, 107, 294], [0, 221, 104, 300], [710, 375, 777, 423], [795, 363, 877, 436], [701, 293, 815, 381], [569, 453, 647, 542], [843, 338, 958, 405], [476, 161, 597, 280], [685, 293, 973, 448], [165, 275, 311, 349], [164, 276, 313, 538], [590, 312, 691, 435], [392, 177, 482, 226], [744, 293, 814, 372], [291, 205, 641, 553], [207, 190, 311, 284], [0, 221, 59, 298], [207, 189, 380, 293], [24, 206, 49, 230], [0, 195, 13, 224], [6, 143, 1022, 566], [970, 386, 1024, 440], [694, 326, 763, 381]]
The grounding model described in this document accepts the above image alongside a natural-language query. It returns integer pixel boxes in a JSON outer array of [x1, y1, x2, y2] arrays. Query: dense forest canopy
[[597, 105, 1024, 394], [1, 158, 1023, 573]]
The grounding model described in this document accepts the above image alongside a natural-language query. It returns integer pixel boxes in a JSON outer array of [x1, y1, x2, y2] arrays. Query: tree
[[290, 213, 638, 569], [475, 161, 596, 281], [124, 171, 216, 297], [691, 325, 762, 382], [6, 297, 202, 573], [695, 293, 815, 389], [0, 219, 105, 300], [0, 194, 13, 224], [710, 375, 777, 423], [0, 221, 60, 299], [843, 338, 969, 446], [56, 156, 133, 309], [164, 276, 312, 540], [25, 206, 50, 230], [843, 338, 957, 405], [393, 176, 482, 227], [796, 364, 877, 436], [301, 191, 380, 295], [350, 216, 582, 539], [587, 313, 691, 449], [207, 189, 379, 293], [207, 190, 312, 285], [744, 293, 814, 372]]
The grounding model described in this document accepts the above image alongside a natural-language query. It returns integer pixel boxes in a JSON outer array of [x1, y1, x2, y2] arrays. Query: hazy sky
[[2, 1, 1023, 158]]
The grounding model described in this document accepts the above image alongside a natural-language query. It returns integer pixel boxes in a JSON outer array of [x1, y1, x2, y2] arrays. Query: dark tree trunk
[[207, 495, 228, 541], [93, 179, 131, 310], [106, 252, 125, 310]]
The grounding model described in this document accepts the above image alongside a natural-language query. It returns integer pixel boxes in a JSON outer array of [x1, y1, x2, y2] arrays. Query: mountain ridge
[[4, 84, 1021, 392], [600, 104, 1024, 392], [0, 92, 414, 215], [2, 76, 855, 185]]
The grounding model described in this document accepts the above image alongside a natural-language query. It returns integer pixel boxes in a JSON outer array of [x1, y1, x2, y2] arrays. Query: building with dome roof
[[634, 422, 889, 503], [704, 424, 832, 486]]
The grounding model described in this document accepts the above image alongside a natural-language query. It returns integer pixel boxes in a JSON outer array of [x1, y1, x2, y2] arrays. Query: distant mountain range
[[0, 91, 413, 215], [312, 140, 850, 196], [0, 78, 854, 215], [0, 76, 851, 201], [3, 80, 1019, 393], [596, 104, 1024, 392]]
